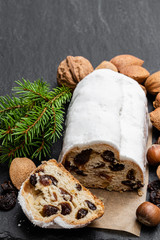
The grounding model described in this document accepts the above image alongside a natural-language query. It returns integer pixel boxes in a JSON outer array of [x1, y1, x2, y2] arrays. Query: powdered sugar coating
[[60, 69, 148, 174]]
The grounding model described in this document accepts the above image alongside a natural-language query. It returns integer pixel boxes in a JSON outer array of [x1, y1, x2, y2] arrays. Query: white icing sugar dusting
[[60, 69, 148, 173]]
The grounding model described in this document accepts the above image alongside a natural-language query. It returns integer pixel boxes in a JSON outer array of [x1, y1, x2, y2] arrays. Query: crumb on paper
[[99, 197, 104, 201], [137, 189, 143, 197]]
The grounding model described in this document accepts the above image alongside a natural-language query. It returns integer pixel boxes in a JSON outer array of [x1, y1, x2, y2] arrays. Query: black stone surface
[[0, 0, 160, 239]]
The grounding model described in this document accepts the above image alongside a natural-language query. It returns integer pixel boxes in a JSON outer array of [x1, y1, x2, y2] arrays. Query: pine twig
[[0, 78, 72, 163]]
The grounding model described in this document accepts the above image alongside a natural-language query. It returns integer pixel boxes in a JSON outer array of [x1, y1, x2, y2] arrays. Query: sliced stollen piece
[[18, 159, 104, 229], [59, 69, 148, 191]]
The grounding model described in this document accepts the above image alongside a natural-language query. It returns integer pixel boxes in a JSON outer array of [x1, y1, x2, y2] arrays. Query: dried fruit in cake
[[18, 159, 104, 229]]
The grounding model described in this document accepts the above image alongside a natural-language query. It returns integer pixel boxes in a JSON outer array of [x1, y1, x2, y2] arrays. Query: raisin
[[98, 172, 111, 180], [60, 202, 72, 215], [64, 160, 78, 171], [39, 175, 58, 186], [148, 180, 160, 207], [76, 208, 88, 219], [75, 169, 87, 176], [64, 160, 71, 170], [0, 192, 17, 210], [101, 150, 115, 162], [59, 188, 72, 201], [52, 192, 57, 201], [93, 162, 105, 169], [75, 183, 82, 191], [127, 169, 135, 180], [136, 181, 143, 189], [30, 174, 37, 186], [42, 205, 59, 217], [74, 149, 92, 166], [85, 200, 97, 210], [35, 169, 44, 173], [109, 163, 125, 171], [121, 180, 136, 188], [148, 180, 160, 192], [150, 190, 160, 206], [1, 181, 17, 194]]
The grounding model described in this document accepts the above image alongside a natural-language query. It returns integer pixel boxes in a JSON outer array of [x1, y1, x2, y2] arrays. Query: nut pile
[[57, 54, 160, 227], [57, 54, 150, 94]]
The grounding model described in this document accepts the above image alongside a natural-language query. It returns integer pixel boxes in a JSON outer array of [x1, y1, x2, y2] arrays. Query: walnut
[[153, 93, 160, 108], [150, 108, 160, 130], [57, 56, 94, 90]]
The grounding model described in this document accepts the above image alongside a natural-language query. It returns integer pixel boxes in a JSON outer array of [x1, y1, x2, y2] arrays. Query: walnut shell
[[150, 108, 160, 131], [153, 93, 160, 108], [145, 71, 160, 95], [57, 56, 94, 90]]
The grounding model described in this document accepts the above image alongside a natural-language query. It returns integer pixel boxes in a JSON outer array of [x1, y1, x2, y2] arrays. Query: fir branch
[[13, 78, 50, 102], [0, 78, 72, 163]]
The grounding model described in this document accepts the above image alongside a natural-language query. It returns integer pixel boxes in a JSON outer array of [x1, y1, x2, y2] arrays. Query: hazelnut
[[9, 157, 36, 190], [136, 202, 160, 226], [57, 56, 93, 90], [157, 165, 160, 179], [147, 144, 160, 166]]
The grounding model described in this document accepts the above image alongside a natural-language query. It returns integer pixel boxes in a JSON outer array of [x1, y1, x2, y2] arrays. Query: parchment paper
[[89, 122, 152, 236]]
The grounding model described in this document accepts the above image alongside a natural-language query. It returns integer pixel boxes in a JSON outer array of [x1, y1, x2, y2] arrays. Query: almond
[[110, 54, 144, 71], [145, 71, 160, 95], [139, 84, 147, 95], [150, 108, 160, 131], [119, 65, 150, 84], [95, 61, 118, 72]]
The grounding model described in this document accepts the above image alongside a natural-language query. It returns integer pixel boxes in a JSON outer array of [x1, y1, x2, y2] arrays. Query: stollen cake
[[18, 159, 104, 229], [59, 69, 148, 191]]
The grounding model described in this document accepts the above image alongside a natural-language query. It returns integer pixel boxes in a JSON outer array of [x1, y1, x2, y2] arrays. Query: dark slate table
[[0, 0, 160, 239]]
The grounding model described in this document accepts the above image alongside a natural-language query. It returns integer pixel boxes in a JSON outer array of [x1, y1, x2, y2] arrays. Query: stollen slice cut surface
[[18, 159, 104, 229]]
